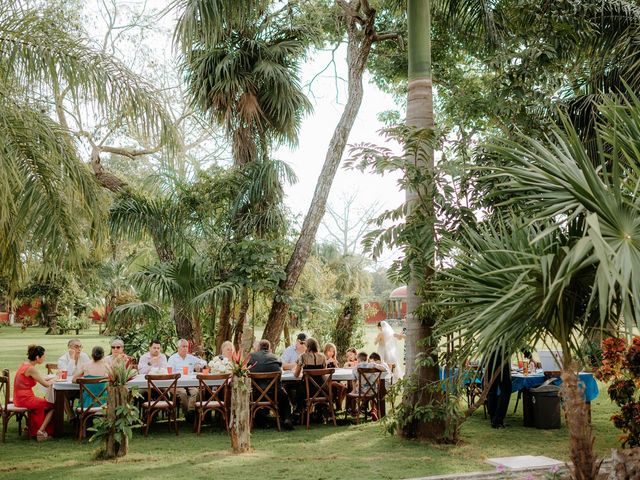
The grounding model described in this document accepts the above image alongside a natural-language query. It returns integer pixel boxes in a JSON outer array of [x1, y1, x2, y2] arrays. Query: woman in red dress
[[14, 345, 56, 440]]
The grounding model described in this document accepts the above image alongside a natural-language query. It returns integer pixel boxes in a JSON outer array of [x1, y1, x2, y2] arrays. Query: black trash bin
[[531, 384, 561, 429]]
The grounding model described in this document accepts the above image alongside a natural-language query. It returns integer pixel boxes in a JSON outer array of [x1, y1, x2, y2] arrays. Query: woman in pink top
[[14, 345, 56, 440]]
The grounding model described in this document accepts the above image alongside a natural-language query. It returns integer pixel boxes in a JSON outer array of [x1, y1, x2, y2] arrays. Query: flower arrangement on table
[[208, 355, 233, 374]]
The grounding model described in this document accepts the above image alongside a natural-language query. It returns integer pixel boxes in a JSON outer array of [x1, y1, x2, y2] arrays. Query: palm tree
[[173, 0, 311, 166], [436, 93, 640, 479], [0, 1, 178, 291]]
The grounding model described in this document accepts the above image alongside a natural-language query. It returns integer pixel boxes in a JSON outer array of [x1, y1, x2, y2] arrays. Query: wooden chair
[[142, 373, 180, 436], [75, 377, 108, 441], [301, 368, 337, 429], [346, 367, 383, 424], [248, 371, 281, 431], [194, 373, 230, 434], [45, 363, 58, 375], [1, 369, 28, 442]]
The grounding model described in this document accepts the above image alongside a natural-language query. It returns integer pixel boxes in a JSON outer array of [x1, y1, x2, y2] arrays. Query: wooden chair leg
[[306, 402, 311, 430], [1, 416, 7, 443]]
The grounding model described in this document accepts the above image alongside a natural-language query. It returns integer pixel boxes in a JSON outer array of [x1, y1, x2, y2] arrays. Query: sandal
[[36, 430, 49, 442]]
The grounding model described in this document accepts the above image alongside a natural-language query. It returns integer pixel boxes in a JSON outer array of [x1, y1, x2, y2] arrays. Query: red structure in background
[[364, 285, 407, 324]]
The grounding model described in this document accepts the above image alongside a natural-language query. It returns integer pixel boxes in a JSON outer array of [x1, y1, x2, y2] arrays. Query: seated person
[[352, 352, 385, 395], [167, 339, 206, 421], [104, 338, 134, 368], [138, 339, 168, 374], [294, 338, 327, 413], [249, 339, 293, 430], [281, 332, 307, 370], [324, 342, 339, 368], [58, 338, 91, 377], [73, 346, 109, 408], [14, 345, 57, 440], [343, 347, 358, 368], [368, 352, 392, 387], [220, 340, 235, 360]]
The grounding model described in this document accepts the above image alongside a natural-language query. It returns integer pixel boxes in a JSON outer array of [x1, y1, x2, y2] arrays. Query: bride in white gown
[[374, 320, 404, 381]]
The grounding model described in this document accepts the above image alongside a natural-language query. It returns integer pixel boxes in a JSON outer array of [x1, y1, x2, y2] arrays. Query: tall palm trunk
[[216, 295, 232, 352], [263, 0, 378, 348], [233, 287, 250, 351], [400, 0, 446, 441]]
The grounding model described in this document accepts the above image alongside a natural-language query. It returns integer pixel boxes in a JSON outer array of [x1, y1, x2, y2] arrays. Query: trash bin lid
[[531, 384, 560, 393]]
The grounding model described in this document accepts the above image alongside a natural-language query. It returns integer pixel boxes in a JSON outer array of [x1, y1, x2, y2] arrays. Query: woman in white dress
[[374, 321, 404, 381]]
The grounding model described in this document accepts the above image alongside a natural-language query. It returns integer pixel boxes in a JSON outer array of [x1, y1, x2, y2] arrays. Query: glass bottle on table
[[523, 361, 529, 376]]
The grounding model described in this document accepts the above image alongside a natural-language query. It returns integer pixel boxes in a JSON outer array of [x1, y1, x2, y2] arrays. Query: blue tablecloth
[[511, 372, 599, 402]]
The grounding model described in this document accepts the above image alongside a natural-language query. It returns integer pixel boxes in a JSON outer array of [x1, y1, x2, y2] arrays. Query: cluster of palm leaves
[[0, 0, 177, 290], [435, 91, 640, 367]]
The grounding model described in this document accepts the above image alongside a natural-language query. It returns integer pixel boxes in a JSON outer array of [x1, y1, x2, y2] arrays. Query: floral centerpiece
[[228, 350, 254, 453], [208, 355, 232, 374]]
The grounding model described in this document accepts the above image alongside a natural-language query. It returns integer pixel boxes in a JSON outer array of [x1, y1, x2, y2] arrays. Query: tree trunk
[[216, 296, 233, 352], [333, 297, 361, 364], [560, 367, 599, 480], [230, 376, 251, 453], [400, 0, 446, 441], [233, 288, 250, 351], [105, 385, 129, 459], [263, 0, 378, 348]]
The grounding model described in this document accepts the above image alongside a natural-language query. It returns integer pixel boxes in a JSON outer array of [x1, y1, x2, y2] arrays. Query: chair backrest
[[248, 371, 280, 405], [356, 367, 383, 397], [303, 368, 334, 402], [77, 377, 108, 411], [45, 363, 58, 375], [145, 373, 180, 407], [196, 373, 230, 406], [0, 370, 9, 410]]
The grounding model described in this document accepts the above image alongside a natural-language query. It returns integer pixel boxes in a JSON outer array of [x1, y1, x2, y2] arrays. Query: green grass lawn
[[0, 325, 621, 480]]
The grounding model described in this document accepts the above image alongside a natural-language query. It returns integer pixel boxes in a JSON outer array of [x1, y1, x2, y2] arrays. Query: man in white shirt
[[281, 332, 307, 370], [168, 339, 206, 421], [138, 339, 168, 374], [57, 338, 90, 376]]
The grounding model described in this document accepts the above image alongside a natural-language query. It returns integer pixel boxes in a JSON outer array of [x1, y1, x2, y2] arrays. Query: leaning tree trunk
[[263, 0, 380, 348], [333, 297, 361, 365], [105, 385, 129, 459], [229, 376, 251, 453], [400, 0, 446, 441], [560, 365, 599, 480]]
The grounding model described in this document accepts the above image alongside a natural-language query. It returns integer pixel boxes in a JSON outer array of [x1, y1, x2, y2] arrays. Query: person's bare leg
[[38, 409, 54, 435]]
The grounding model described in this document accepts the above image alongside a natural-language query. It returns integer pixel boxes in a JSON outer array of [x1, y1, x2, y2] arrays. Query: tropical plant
[[596, 336, 640, 448], [433, 90, 640, 477], [89, 363, 140, 460], [0, 0, 178, 290]]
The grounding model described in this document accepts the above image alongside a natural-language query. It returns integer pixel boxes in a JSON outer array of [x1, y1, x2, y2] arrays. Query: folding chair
[[1, 369, 28, 442], [346, 367, 383, 424], [194, 373, 230, 434], [142, 373, 180, 436], [301, 368, 337, 429], [75, 377, 108, 441], [248, 371, 281, 431]]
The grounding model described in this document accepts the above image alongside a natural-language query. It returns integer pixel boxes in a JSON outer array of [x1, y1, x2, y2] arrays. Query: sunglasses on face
[[111, 345, 123, 349]]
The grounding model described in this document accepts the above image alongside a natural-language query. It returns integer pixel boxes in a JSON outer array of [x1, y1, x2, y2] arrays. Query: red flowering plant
[[596, 336, 640, 447], [229, 350, 255, 378]]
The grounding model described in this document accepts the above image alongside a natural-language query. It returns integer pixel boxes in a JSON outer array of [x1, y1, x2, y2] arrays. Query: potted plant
[[89, 363, 140, 459]]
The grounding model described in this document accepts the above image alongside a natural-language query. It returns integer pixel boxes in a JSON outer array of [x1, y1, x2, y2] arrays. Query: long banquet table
[[52, 368, 375, 436]]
